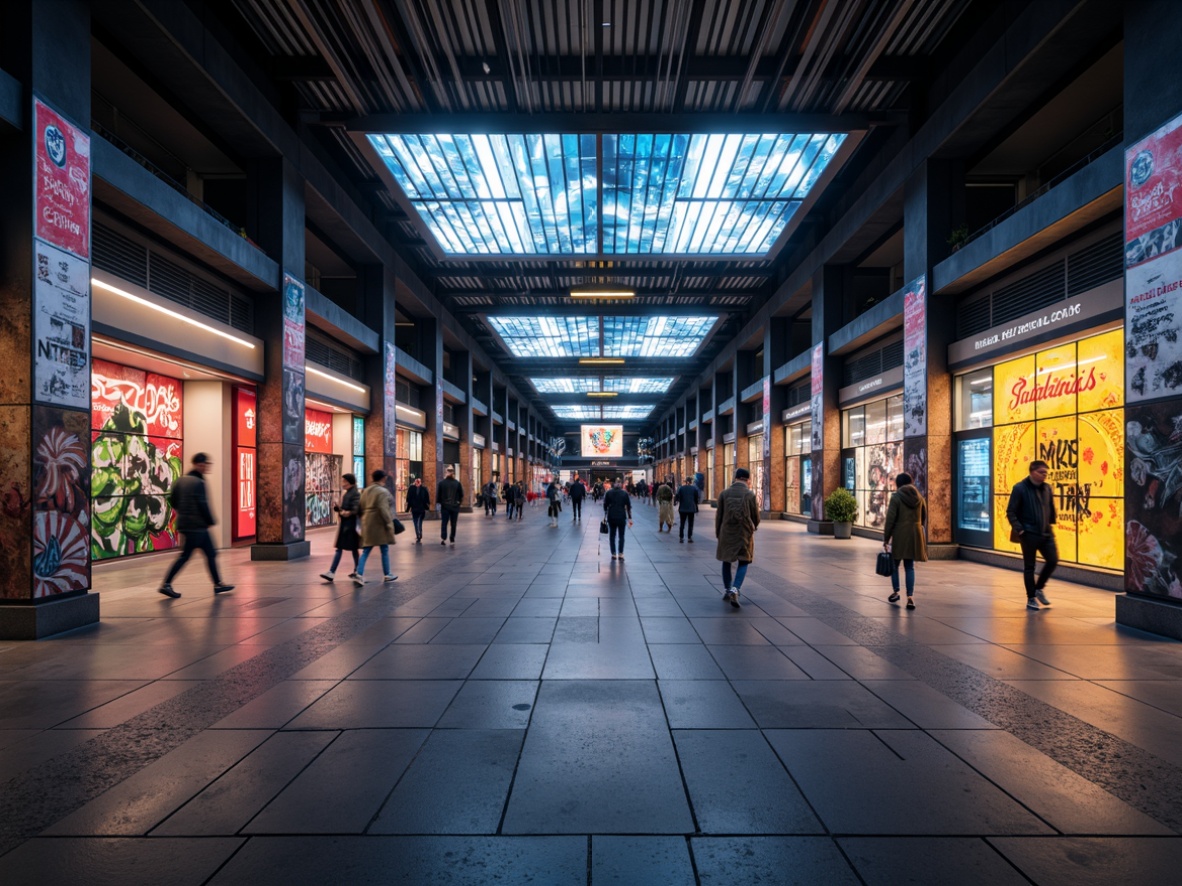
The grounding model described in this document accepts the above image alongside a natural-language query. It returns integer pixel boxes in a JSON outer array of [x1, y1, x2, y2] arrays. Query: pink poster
[[1126, 111, 1182, 249], [304, 408, 334, 453], [809, 343, 823, 451], [282, 274, 305, 371], [903, 275, 927, 437], [34, 99, 91, 259]]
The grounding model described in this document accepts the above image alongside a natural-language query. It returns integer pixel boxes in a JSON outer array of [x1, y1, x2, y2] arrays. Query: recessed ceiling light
[[569, 288, 635, 299], [587, 391, 618, 398], [579, 357, 626, 365]]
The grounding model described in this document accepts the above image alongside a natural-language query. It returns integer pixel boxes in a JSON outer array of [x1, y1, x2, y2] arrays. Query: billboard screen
[[581, 424, 624, 457]]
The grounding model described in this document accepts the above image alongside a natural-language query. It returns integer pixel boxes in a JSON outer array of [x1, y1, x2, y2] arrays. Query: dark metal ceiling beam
[[345, 111, 876, 133], [451, 301, 748, 315], [420, 267, 773, 280]]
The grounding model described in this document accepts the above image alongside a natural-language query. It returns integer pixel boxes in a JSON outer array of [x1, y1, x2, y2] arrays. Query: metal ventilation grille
[[956, 294, 992, 340], [306, 331, 364, 381], [787, 381, 810, 407], [92, 221, 254, 334], [991, 262, 1066, 326], [1067, 231, 1123, 296], [842, 339, 904, 386]]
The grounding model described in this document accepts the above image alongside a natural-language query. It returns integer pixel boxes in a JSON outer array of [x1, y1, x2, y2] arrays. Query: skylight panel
[[551, 405, 604, 420], [603, 377, 674, 394], [601, 316, 715, 358], [603, 404, 654, 420], [369, 130, 845, 257], [487, 316, 600, 357], [531, 378, 599, 394]]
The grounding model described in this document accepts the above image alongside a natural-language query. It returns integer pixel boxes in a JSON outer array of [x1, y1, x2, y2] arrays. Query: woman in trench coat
[[882, 471, 928, 609]]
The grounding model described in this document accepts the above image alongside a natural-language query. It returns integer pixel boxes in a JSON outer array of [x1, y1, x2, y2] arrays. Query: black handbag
[[393, 518, 406, 535], [875, 551, 893, 577], [600, 518, 610, 535]]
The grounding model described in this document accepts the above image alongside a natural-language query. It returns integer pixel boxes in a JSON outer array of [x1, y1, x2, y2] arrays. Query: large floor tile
[[839, 837, 1029, 885], [436, 680, 539, 728], [659, 681, 755, 728], [988, 837, 1182, 886], [286, 680, 461, 728], [691, 837, 859, 885], [0, 837, 243, 886], [591, 836, 696, 885], [732, 681, 914, 728]]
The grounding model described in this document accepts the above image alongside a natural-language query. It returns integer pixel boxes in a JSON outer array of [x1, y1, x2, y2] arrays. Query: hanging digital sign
[[581, 424, 624, 458]]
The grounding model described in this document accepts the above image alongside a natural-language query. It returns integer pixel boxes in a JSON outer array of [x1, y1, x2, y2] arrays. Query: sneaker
[[679, 537, 684, 543], [611, 554, 618, 560], [730, 589, 742, 608], [450, 539, 455, 545], [353, 574, 368, 586], [158, 584, 181, 599], [441, 540, 447, 545], [1034, 588, 1051, 607], [618, 554, 624, 560], [348, 572, 358, 578], [1026, 598, 1040, 611], [722, 590, 733, 604], [906, 598, 916, 610], [214, 583, 234, 594], [888, 592, 900, 603], [320, 571, 335, 582], [688, 538, 694, 544], [384, 574, 398, 582]]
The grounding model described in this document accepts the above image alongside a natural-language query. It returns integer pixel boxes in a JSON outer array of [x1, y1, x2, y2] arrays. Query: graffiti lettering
[[1008, 366, 1098, 412], [1056, 482, 1092, 517]]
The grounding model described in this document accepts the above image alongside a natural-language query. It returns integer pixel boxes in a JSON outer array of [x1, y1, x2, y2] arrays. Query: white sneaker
[[1026, 598, 1040, 611], [319, 571, 335, 582], [352, 574, 367, 586], [384, 574, 398, 582]]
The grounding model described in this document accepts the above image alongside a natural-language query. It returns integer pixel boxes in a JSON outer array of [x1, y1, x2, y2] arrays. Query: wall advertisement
[[991, 330, 1125, 570], [304, 408, 341, 529], [902, 275, 927, 437], [234, 388, 257, 539], [1125, 111, 1182, 404], [34, 240, 90, 409], [90, 359, 184, 560], [34, 98, 91, 260]]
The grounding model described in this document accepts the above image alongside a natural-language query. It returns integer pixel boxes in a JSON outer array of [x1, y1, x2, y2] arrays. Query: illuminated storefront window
[[784, 421, 812, 516], [723, 442, 736, 488], [841, 394, 904, 530], [748, 435, 764, 507], [395, 427, 423, 512], [988, 329, 1124, 570]]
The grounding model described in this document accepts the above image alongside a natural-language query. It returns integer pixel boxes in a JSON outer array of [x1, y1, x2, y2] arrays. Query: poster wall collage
[[1124, 112, 1182, 601]]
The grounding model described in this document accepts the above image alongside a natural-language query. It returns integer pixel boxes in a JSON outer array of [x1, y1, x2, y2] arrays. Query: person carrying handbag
[[882, 471, 927, 609], [320, 473, 361, 582], [353, 469, 397, 585]]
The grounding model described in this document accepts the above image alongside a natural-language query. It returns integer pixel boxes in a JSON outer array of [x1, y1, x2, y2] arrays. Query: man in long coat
[[715, 467, 759, 608]]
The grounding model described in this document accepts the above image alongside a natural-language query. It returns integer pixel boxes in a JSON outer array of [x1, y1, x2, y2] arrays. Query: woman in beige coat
[[353, 469, 397, 585], [882, 471, 927, 609]]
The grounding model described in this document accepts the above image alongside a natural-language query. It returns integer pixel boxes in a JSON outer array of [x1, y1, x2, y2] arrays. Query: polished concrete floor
[[2, 503, 1182, 885]]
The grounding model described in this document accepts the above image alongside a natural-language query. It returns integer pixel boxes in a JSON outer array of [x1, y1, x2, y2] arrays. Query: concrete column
[[419, 317, 443, 495], [903, 159, 960, 547], [251, 158, 308, 560], [808, 265, 847, 531], [362, 264, 398, 507], [0, 0, 98, 637], [766, 319, 789, 514], [456, 349, 474, 506]]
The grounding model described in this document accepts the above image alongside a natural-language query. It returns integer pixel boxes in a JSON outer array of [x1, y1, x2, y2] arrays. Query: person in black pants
[[1006, 459, 1057, 611], [437, 466, 463, 545], [675, 477, 701, 542], [158, 453, 233, 598], [406, 476, 430, 543], [569, 473, 586, 522], [602, 478, 633, 561]]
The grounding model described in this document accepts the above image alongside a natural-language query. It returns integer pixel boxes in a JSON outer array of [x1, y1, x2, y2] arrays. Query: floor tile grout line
[[747, 565, 1182, 834]]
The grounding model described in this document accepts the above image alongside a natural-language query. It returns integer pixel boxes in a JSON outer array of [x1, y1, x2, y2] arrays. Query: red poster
[[1126, 111, 1182, 246], [34, 99, 91, 259], [91, 359, 183, 439], [236, 447, 256, 537], [305, 408, 334, 453], [236, 388, 257, 448]]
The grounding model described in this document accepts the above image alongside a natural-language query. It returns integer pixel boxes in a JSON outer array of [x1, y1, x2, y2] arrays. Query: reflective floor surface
[[2, 504, 1181, 885]]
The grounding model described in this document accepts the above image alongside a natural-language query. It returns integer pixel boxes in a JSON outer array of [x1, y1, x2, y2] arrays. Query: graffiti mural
[[1126, 398, 1182, 599], [89, 360, 184, 560], [31, 407, 91, 597], [282, 443, 305, 543], [306, 452, 343, 529], [902, 275, 927, 437]]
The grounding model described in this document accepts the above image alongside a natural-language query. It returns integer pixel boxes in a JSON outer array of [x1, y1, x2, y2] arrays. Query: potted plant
[[947, 225, 970, 252], [824, 487, 858, 539]]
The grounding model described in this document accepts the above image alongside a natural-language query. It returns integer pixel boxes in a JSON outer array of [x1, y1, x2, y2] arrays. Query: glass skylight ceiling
[[551, 405, 654, 420], [488, 316, 714, 359], [367, 132, 847, 256], [530, 377, 675, 394]]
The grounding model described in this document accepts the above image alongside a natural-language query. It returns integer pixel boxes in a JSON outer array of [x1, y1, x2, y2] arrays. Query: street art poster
[[282, 367, 306, 445], [33, 240, 89, 409], [903, 275, 927, 437], [384, 341, 398, 456], [282, 274, 305, 370], [30, 407, 91, 598], [809, 343, 823, 451], [1126, 397, 1182, 599], [282, 443, 305, 543], [234, 387, 257, 539], [1126, 111, 1182, 404], [34, 98, 90, 260], [90, 360, 184, 560], [305, 408, 334, 453], [306, 452, 343, 529]]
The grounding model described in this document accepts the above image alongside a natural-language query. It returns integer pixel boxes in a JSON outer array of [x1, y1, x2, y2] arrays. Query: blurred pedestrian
[[320, 472, 360, 581]]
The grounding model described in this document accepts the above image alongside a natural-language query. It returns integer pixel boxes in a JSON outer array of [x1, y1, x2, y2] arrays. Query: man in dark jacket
[[569, 473, 587, 522], [158, 453, 233, 598], [406, 476, 431, 543], [437, 466, 463, 545], [674, 477, 702, 543], [716, 467, 759, 608], [484, 478, 499, 516], [602, 478, 634, 560], [1006, 459, 1057, 610]]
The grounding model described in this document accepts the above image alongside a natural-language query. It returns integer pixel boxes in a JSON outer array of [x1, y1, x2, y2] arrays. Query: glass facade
[[489, 315, 714, 359], [841, 394, 904, 530], [963, 328, 1125, 570], [395, 427, 423, 513], [784, 421, 812, 516], [723, 442, 736, 489], [748, 435, 764, 508]]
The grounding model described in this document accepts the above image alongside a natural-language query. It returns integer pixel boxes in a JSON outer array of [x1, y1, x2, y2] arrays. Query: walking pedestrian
[[603, 477, 633, 560], [505, 481, 517, 520], [1006, 459, 1057, 610], [437, 465, 463, 545], [320, 472, 360, 581], [716, 467, 759, 608], [882, 472, 927, 609], [484, 477, 499, 516], [546, 477, 561, 527], [656, 479, 675, 532], [569, 473, 586, 522], [353, 469, 397, 585], [675, 476, 701, 543], [158, 453, 233, 598], [406, 476, 430, 543]]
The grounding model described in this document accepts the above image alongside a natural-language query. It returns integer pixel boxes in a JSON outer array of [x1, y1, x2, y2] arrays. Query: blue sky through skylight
[[531, 377, 674, 394], [489, 316, 714, 358], [550, 404, 654, 420], [368, 132, 846, 257]]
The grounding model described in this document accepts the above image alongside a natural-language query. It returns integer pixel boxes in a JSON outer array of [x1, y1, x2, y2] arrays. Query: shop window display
[[842, 395, 904, 529], [90, 359, 184, 559], [784, 422, 811, 515], [305, 408, 342, 529], [396, 427, 423, 509]]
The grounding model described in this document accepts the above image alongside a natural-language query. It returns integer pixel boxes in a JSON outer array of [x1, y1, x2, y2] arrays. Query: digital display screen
[[581, 424, 624, 458]]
